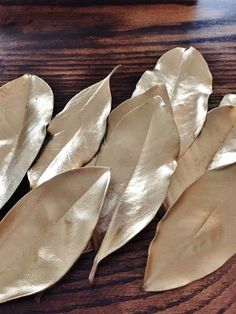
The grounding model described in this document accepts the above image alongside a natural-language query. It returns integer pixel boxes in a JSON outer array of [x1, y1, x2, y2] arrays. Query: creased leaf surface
[[133, 47, 212, 156], [166, 105, 236, 208], [0, 74, 53, 208], [28, 69, 115, 188], [144, 164, 236, 291], [89, 97, 179, 280], [0, 167, 110, 304]]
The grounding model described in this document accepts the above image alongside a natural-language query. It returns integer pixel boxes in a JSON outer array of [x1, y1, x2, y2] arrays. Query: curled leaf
[[166, 105, 236, 208], [0, 74, 53, 208], [133, 47, 212, 156], [28, 68, 116, 188], [144, 164, 236, 291], [89, 96, 179, 280], [0, 167, 110, 304]]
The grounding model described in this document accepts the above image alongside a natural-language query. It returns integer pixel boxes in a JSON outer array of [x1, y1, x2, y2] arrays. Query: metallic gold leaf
[[85, 86, 169, 253], [0, 74, 53, 209], [220, 94, 236, 107], [28, 68, 116, 188], [89, 96, 179, 281], [0, 167, 110, 304], [144, 164, 236, 291], [166, 105, 236, 208], [133, 47, 212, 156], [86, 84, 172, 169], [108, 84, 172, 135]]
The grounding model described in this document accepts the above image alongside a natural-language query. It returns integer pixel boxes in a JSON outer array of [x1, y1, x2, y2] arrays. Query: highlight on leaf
[[28, 67, 117, 188], [144, 164, 236, 291], [88, 83, 173, 167], [220, 94, 236, 107], [165, 105, 236, 208], [133, 47, 212, 156], [108, 83, 172, 135], [0, 46, 234, 298], [89, 96, 179, 281], [0, 167, 110, 304], [0, 74, 53, 209]]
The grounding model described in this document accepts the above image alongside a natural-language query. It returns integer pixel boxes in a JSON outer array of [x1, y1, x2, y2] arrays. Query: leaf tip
[[89, 260, 99, 283], [109, 64, 121, 78]]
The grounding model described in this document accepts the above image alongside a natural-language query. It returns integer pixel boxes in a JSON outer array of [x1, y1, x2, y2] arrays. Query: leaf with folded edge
[[0, 74, 53, 209], [165, 105, 236, 209], [0, 167, 110, 304], [89, 96, 179, 281], [133, 47, 212, 156], [28, 67, 116, 188], [144, 164, 236, 291]]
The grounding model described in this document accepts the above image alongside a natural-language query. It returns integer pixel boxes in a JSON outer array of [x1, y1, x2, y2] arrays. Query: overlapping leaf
[[89, 96, 179, 280], [0, 74, 53, 209], [86, 83, 172, 167], [0, 167, 110, 304], [85, 84, 172, 252], [144, 164, 236, 291], [28, 69, 115, 188], [166, 105, 236, 208], [133, 47, 212, 156], [0, 46, 234, 297], [108, 83, 172, 135]]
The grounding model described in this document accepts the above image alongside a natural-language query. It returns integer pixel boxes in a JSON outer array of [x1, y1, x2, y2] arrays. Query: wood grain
[[0, 0, 235, 313]]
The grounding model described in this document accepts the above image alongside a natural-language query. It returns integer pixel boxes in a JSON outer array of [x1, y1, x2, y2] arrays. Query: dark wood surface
[[0, 1, 236, 313]]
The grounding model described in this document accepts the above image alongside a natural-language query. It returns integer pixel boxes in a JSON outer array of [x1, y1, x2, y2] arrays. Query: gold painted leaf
[[0, 74, 53, 209], [0, 167, 110, 304], [86, 84, 172, 169], [28, 69, 115, 188], [220, 94, 236, 107], [108, 84, 172, 135], [89, 96, 179, 280], [133, 47, 212, 156], [144, 164, 236, 291], [166, 105, 236, 208]]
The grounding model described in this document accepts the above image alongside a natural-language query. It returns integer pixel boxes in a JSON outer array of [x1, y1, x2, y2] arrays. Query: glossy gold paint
[[89, 96, 179, 281], [28, 68, 115, 188], [220, 93, 236, 107], [0, 74, 53, 209], [0, 167, 110, 304], [165, 105, 236, 208], [108, 83, 172, 135], [86, 83, 172, 168], [144, 164, 236, 291], [133, 47, 212, 156]]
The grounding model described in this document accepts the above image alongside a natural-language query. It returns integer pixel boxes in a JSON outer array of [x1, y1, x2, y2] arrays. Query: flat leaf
[[89, 96, 179, 281], [144, 164, 236, 291], [0, 74, 53, 208], [0, 167, 110, 304], [166, 105, 236, 208], [28, 68, 116, 188], [133, 47, 212, 156]]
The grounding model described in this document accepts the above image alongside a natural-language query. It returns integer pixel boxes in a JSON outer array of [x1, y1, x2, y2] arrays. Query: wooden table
[[0, 1, 235, 313]]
